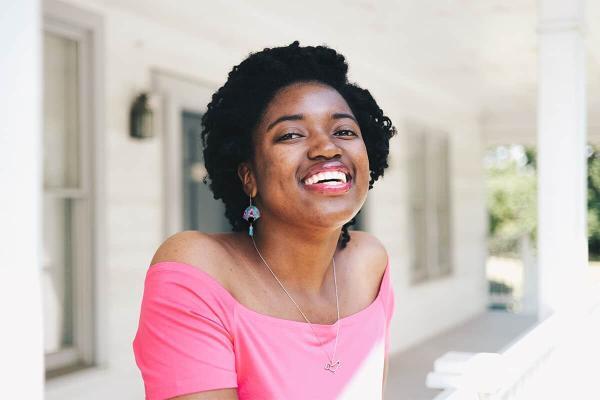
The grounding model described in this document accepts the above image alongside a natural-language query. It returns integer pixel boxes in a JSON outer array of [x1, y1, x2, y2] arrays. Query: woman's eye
[[278, 132, 302, 141], [335, 129, 357, 137]]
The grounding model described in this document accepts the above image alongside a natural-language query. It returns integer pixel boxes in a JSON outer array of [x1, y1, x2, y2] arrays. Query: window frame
[[42, 0, 106, 377], [407, 124, 453, 285]]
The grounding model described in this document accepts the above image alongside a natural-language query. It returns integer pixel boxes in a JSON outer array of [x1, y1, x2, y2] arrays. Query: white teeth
[[303, 171, 348, 185]]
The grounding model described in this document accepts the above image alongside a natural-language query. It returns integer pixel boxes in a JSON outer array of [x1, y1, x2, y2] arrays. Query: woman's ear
[[237, 162, 257, 197]]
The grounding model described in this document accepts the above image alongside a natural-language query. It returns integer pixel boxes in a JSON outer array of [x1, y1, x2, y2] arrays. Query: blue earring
[[242, 195, 260, 236]]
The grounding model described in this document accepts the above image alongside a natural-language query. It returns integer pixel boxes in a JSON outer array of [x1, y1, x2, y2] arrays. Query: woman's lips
[[301, 177, 352, 194]]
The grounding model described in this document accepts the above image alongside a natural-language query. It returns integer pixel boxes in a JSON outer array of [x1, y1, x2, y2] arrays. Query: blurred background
[[2, 0, 600, 399]]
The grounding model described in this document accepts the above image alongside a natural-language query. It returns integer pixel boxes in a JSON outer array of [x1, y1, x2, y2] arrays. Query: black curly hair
[[200, 41, 396, 249]]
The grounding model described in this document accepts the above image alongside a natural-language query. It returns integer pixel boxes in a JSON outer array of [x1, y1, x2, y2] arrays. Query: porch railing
[[433, 282, 600, 400]]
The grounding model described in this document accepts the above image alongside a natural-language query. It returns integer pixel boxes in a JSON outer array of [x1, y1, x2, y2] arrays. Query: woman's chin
[[301, 208, 362, 229]]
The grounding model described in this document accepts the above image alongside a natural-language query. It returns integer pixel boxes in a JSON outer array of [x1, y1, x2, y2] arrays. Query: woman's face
[[240, 81, 370, 231]]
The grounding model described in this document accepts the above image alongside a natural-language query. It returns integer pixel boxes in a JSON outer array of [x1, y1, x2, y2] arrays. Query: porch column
[[537, 0, 588, 320], [0, 0, 44, 398]]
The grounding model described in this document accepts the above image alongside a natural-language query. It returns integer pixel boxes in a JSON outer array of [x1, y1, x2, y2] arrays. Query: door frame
[[151, 69, 217, 237]]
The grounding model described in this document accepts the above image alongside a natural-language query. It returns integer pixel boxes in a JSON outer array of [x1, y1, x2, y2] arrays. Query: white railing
[[434, 283, 600, 400]]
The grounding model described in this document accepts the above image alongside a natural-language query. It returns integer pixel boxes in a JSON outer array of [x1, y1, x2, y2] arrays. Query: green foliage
[[587, 146, 600, 259], [489, 280, 513, 294], [485, 145, 537, 256], [486, 144, 600, 259]]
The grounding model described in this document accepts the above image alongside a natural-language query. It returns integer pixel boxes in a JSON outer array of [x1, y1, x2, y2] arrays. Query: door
[[153, 71, 229, 236]]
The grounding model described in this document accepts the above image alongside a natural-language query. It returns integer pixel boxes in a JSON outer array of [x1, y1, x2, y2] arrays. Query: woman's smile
[[302, 178, 352, 194], [300, 160, 353, 195]]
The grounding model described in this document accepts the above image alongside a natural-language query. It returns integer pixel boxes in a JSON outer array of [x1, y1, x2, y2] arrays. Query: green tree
[[487, 144, 600, 260], [587, 146, 600, 259], [486, 145, 537, 257]]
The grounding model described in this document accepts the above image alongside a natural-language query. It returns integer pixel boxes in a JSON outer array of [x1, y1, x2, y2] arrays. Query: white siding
[[369, 118, 487, 353]]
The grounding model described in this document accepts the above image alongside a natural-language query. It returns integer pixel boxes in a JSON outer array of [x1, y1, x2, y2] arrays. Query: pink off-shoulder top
[[132, 254, 395, 400]]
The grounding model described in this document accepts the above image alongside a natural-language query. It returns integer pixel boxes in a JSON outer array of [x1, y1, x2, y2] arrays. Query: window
[[406, 125, 452, 284], [42, 1, 103, 377], [181, 110, 229, 232]]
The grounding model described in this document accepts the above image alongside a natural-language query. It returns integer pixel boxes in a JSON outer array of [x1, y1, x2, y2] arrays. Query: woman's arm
[[383, 354, 389, 394]]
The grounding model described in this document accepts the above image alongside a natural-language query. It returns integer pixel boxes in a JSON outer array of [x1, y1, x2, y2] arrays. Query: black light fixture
[[130, 92, 157, 139]]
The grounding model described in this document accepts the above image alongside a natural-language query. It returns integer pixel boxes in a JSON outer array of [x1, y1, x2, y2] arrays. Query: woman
[[133, 41, 397, 400]]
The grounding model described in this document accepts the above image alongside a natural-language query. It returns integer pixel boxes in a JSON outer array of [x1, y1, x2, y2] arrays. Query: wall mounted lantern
[[130, 92, 158, 139]]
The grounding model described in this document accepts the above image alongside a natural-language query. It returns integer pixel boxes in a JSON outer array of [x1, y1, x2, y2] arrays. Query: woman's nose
[[307, 132, 342, 159]]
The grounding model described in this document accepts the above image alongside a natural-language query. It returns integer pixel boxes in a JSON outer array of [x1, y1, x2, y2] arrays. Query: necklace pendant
[[324, 360, 341, 373]]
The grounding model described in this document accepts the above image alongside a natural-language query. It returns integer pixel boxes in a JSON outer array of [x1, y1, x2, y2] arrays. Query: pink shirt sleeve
[[132, 262, 238, 400]]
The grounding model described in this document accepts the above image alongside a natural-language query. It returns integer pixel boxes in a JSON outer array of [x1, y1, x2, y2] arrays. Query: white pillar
[[537, 0, 588, 320], [520, 234, 538, 315], [0, 0, 44, 398]]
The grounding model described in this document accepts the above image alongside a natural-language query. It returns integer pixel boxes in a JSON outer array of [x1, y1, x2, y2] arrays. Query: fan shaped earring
[[242, 195, 260, 236]]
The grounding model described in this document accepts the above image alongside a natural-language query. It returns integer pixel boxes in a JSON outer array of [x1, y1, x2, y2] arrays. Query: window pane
[[437, 206, 451, 275], [407, 131, 427, 203], [42, 195, 74, 353], [430, 134, 447, 207], [43, 33, 80, 189], [42, 31, 78, 357], [410, 206, 428, 283], [407, 130, 428, 282], [181, 111, 228, 232], [434, 135, 452, 276]]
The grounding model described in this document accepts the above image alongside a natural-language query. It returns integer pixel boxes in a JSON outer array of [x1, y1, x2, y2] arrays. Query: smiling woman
[[132, 41, 397, 400]]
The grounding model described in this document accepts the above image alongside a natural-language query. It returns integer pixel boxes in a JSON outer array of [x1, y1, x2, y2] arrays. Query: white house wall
[[45, 0, 487, 397], [369, 118, 487, 353]]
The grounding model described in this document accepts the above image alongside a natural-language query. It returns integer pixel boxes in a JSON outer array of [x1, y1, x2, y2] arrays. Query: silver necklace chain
[[250, 235, 342, 373]]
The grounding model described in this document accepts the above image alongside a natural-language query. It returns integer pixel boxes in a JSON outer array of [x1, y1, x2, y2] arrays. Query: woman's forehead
[[261, 82, 353, 123]]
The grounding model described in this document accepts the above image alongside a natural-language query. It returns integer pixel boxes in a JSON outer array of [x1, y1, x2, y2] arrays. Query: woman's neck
[[243, 219, 343, 296]]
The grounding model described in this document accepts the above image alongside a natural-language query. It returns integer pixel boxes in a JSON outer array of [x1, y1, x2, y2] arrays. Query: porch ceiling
[[96, 0, 600, 143]]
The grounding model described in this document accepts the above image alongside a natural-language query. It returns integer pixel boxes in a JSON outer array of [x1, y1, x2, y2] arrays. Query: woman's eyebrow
[[266, 112, 357, 131], [332, 112, 358, 123], [267, 114, 304, 131]]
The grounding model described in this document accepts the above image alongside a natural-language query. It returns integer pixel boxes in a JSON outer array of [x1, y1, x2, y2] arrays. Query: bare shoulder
[[347, 230, 388, 265], [343, 230, 389, 278], [149, 230, 231, 281]]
